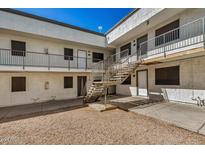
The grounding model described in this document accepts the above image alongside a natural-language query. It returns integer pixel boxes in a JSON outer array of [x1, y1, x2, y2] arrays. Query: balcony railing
[[139, 17, 205, 59], [0, 49, 102, 70], [92, 17, 205, 82]]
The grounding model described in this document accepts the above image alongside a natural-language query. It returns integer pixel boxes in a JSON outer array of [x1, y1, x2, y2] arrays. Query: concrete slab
[[89, 103, 117, 112], [130, 102, 205, 135]]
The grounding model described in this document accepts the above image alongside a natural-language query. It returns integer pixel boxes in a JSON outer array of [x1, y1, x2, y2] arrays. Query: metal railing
[[92, 17, 205, 84], [139, 17, 205, 59], [0, 48, 102, 70], [91, 48, 138, 83]]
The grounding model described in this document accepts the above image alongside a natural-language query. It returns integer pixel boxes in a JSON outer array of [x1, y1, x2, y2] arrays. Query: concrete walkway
[[0, 98, 86, 123], [129, 102, 205, 136]]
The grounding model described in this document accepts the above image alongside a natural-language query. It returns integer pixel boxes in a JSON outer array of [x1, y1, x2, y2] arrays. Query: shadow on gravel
[[0, 98, 87, 124]]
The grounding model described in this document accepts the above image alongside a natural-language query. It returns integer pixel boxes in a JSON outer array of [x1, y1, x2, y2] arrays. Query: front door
[[78, 50, 87, 69], [137, 34, 148, 58], [77, 76, 87, 96], [137, 70, 148, 97]]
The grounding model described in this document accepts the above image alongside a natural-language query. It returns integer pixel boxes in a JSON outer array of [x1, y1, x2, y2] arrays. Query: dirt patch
[[0, 107, 205, 144]]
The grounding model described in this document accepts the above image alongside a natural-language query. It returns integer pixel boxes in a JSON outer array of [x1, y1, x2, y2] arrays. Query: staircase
[[84, 49, 141, 103]]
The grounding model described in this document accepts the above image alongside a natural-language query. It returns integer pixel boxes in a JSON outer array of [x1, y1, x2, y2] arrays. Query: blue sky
[[15, 8, 134, 33]]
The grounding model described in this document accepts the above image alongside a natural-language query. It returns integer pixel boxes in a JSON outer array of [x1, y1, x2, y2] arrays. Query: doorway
[[77, 76, 87, 96], [77, 50, 87, 69], [137, 70, 148, 97]]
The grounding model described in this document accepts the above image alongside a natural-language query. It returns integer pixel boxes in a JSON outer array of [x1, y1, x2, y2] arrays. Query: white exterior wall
[[117, 56, 205, 105], [0, 72, 93, 107], [116, 9, 205, 103], [115, 9, 205, 57], [0, 10, 107, 47], [106, 8, 164, 44], [0, 32, 111, 72]]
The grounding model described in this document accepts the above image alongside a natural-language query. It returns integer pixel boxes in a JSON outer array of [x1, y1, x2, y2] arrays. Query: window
[[64, 77, 73, 88], [120, 43, 131, 58], [92, 52, 104, 62], [64, 48, 73, 60], [155, 20, 180, 46], [122, 75, 131, 85], [155, 66, 180, 85], [137, 34, 148, 56], [11, 40, 26, 56], [12, 77, 26, 92]]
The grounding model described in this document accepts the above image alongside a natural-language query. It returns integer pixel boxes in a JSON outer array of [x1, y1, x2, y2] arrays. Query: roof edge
[[0, 8, 105, 37], [105, 8, 140, 35]]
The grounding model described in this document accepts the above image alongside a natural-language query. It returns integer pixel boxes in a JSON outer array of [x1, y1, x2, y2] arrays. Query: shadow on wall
[[161, 88, 205, 106]]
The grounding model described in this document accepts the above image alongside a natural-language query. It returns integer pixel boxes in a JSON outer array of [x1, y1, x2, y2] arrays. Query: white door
[[137, 70, 148, 97], [78, 50, 87, 69]]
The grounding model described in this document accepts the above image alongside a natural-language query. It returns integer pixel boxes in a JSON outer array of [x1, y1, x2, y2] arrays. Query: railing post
[[163, 35, 166, 57], [48, 54, 50, 70], [139, 47, 142, 61], [86, 57, 87, 70], [23, 50, 25, 69], [77, 56, 78, 69], [203, 17, 205, 48], [68, 57, 70, 71]]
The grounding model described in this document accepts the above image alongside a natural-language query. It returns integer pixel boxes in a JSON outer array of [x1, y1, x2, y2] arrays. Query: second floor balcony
[[112, 16, 205, 65], [0, 49, 103, 72], [138, 17, 205, 62]]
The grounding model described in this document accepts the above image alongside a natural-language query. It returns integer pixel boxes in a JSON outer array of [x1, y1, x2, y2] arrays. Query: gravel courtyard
[[0, 107, 205, 144]]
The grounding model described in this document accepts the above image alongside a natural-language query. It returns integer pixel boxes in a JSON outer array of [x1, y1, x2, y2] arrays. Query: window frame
[[11, 40, 26, 57], [64, 48, 74, 60], [92, 52, 104, 63], [64, 76, 73, 89], [11, 77, 26, 92], [155, 66, 180, 85]]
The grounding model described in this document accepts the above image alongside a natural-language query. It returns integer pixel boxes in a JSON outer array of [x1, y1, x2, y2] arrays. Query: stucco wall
[[0, 10, 107, 47], [114, 8, 205, 59], [0, 32, 111, 72], [116, 56, 205, 104], [106, 8, 164, 44], [0, 72, 93, 107]]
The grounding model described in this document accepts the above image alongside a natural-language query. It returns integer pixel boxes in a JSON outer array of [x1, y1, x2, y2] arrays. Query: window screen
[[11, 40, 26, 56], [12, 77, 26, 92], [155, 66, 180, 85], [64, 48, 73, 60], [64, 77, 73, 88], [92, 52, 104, 62]]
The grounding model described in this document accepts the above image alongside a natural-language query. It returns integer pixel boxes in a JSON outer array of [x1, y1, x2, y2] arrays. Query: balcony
[[0, 49, 100, 72], [138, 17, 205, 63]]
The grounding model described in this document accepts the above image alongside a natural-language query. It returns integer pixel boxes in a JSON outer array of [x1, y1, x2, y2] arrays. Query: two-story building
[[1, 8, 205, 107], [0, 9, 113, 107], [106, 8, 205, 105]]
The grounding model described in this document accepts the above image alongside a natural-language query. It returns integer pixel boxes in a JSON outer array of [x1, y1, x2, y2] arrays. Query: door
[[137, 34, 148, 58], [137, 70, 148, 97], [77, 76, 87, 96], [78, 50, 87, 69]]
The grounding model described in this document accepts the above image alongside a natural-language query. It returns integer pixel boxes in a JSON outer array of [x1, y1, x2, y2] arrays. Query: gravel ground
[[0, 107, 205, 144]]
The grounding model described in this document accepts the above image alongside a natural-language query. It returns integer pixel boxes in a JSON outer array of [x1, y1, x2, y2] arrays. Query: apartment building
[[106, 8, 205, 105], [0, 8, 205, 107], [0, 9, 113, 107]]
